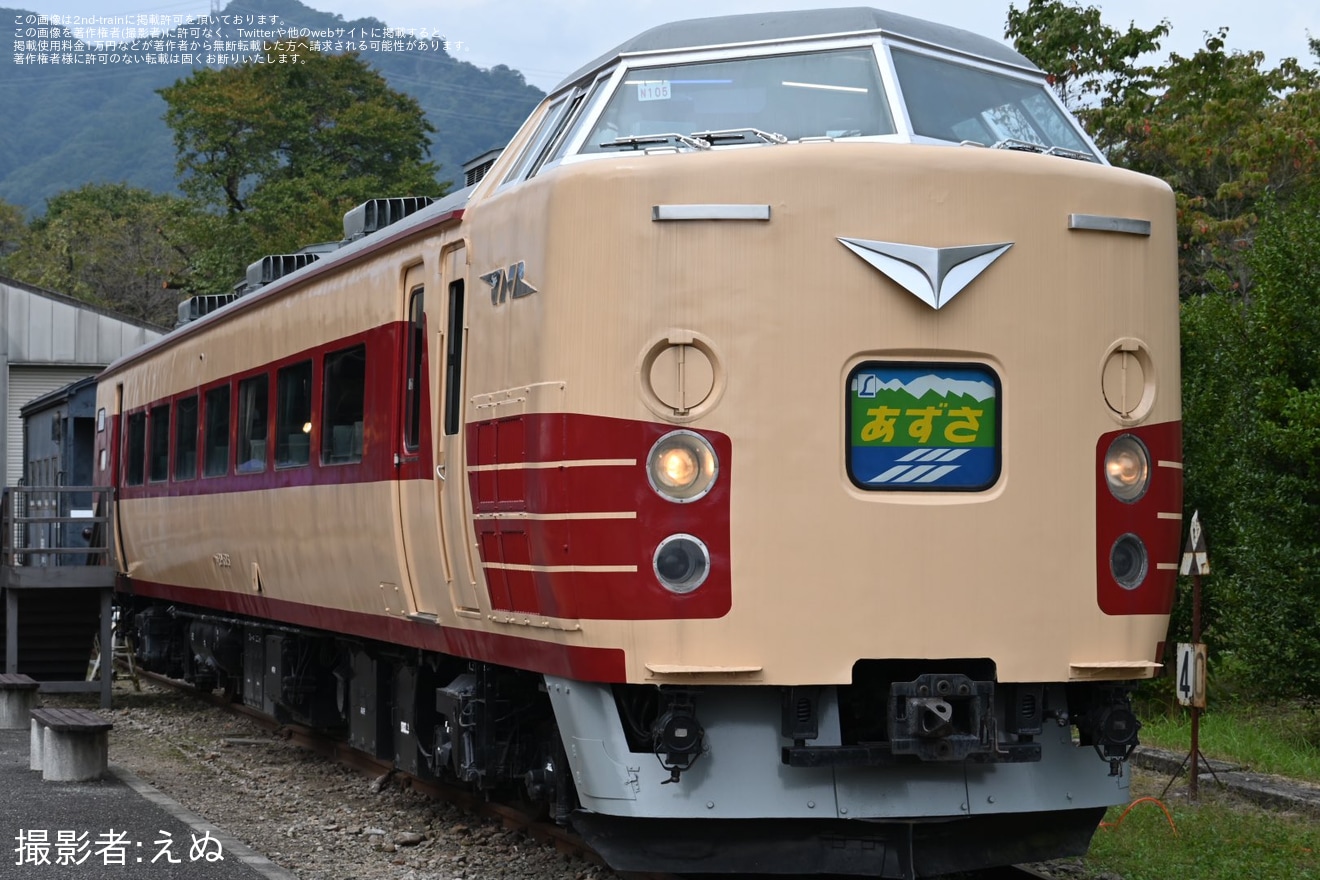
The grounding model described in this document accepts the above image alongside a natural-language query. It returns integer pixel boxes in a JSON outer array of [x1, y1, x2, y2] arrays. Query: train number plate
[[846, 362, 1000, 491], [636, 80, 672, 102]]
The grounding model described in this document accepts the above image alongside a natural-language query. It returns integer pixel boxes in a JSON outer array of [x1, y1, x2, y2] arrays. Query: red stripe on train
[[112, 320, 433, 500], [120, 577, 627, 682], [1095, 420, 1183, 615], [468, 413, 732, 620]]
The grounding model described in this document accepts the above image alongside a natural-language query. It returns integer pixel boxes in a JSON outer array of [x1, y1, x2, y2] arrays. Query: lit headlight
[[653, 534, 710, 594], [647, 430, 718, 502], [1104, 434, 1150, 503], [1110, 534, 1148, 590]]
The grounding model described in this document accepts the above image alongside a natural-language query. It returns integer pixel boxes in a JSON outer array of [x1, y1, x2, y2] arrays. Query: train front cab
[[453, 16, 1183, 878]]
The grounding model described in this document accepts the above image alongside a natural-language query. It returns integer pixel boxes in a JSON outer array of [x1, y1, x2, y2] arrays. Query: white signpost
[[1178, 511, 1210, 798], [1175, 642, 1207, 709]]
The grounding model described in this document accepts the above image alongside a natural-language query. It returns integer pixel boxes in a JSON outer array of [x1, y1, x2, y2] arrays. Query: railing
[[1, 485, 113, 569]]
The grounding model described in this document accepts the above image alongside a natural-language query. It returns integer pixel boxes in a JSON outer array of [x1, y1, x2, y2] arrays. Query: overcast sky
[[15, 0, 1319, 92]]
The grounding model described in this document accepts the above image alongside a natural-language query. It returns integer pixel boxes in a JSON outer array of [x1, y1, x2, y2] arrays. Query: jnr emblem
[[480, 261, 538, 305], [839, 238, 1012, 310]]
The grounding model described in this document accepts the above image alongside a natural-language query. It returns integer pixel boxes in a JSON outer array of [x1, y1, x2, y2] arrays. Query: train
[[93, 7, 1182, 878]]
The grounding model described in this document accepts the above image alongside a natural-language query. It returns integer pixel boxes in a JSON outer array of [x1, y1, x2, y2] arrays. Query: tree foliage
[[1003, 0, 1169, 113], [1011, 2, 1320, 697], [2, 183, 185, 326], [1008, 1, 1320, 298], [158, 43, 446, 292], [0, 198, 24, 261], [1181, 187, 1320, 696]]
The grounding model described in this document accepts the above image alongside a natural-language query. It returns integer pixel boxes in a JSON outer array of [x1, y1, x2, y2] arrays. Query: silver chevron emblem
[[839, 238, 1013, 310]]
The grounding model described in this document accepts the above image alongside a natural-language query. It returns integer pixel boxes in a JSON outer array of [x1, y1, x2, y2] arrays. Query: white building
[[1, 276, 164, 487]]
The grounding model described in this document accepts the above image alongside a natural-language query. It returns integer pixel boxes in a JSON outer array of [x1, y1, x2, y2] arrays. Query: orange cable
[[1098, 796, 1179, 836]]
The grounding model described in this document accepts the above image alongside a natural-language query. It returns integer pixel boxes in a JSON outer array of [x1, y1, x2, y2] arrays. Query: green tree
[[159, 43, 446, 293], [0, 199, 25, 263], [4, 183, 185, 326], [1180, 186, 1320, 696], [1003, 0, 1169, 114], [1008, 2, 1320, 298]]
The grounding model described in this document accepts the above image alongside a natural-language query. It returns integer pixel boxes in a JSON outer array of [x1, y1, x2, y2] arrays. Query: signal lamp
[[1110, 533, 1148, 590], [653, 534, 710, 594], [1104, 434, 1150, 502], [647, 431, 717, 502]]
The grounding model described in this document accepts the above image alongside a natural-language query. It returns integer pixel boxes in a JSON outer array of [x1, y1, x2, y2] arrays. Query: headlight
[[653, 534, 710, 593], [647, 430, 718, 502], [1110, 534, 1148, 590], [1104, 434, 1150, 502]]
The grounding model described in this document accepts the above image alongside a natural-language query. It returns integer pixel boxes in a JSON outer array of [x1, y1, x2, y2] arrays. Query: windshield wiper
[[691, 128, 788, 145], [991, 138, 1096, 162], [600, 133, 711, 151]]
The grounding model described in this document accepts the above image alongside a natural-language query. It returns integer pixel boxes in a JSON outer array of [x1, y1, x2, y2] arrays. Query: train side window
[[527, 89, 587, 177], [148, 403, 170, 482], [125, 411, 146, 486], [323, 344, 366, 464], [203, 385, 231, 478], [237, 375, 270, 473], [404, 288, 424, 451], [540, 74, 610, 172], [501, 96, 568, 186], [174, 395, 198, 481], [275, 361, 313, 468], [444, 281, 465, 436]]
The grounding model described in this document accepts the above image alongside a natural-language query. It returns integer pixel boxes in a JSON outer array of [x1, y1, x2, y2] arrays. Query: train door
[[110, 382, 128, 572], [437, 244, 481, 613], [396, 264, 446, 617]]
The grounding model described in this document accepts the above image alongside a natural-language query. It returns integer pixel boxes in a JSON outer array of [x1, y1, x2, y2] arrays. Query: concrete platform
[[1133, 744, 1320, 815], [0, 729, 296, 879]]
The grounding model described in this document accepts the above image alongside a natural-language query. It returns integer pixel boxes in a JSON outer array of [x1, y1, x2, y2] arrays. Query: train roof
[[554, 6, 1038, 90], [98, 185, 476, 379]]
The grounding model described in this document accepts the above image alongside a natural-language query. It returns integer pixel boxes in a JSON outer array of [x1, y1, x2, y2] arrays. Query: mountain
[[882, 375, 995, 402], [1, 0, 544, 212], [852, 374, 996, 402]]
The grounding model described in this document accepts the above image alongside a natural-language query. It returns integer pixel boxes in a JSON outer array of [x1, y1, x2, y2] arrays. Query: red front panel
[[468, 413, 732, 621], [1095, 420, 1183, 615]]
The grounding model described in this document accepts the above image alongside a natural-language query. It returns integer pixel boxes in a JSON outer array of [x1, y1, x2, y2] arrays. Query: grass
[[1137, 700, 1320, 782], [1083, 787, 1320, 879], [1063, 694, 1320, 879]]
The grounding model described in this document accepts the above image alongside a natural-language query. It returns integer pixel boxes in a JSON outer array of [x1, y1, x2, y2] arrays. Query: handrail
[[1, 485, 114, 568]]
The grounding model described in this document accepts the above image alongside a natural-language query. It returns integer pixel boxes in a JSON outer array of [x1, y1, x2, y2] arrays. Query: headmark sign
[[846, 363, 1000, 491]]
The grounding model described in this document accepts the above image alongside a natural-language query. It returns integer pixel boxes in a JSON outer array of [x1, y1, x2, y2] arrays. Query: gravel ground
[[89, 680, 614, 880], [45, 679, 1138, 880]]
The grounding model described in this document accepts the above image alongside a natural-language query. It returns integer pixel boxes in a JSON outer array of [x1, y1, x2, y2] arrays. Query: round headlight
[[1110, 534, 1148, 590], [653, 534, 710, 593], [647, 431, 718, 502], [1104, 434, 1150, 503]]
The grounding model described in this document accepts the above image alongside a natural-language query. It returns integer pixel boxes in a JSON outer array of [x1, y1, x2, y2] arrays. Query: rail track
[[133, 671, 1070, 880]]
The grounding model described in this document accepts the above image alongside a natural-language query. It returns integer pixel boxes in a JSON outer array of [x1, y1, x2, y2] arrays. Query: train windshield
[[891, 48, 1096, 158], [565, 43, 1096, 160], [580, 48, 896, 152]]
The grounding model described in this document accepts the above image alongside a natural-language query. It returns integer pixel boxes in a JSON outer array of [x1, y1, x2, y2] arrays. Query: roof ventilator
[[343, 196, 436, 241], [176, 292, 238, 327]]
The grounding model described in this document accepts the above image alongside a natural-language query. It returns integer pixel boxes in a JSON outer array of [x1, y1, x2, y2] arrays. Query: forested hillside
[[1, 0, 543, 212]]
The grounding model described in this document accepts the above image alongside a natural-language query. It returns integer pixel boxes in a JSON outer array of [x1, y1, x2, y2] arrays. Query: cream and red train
[[95, 7, 1181, 877]]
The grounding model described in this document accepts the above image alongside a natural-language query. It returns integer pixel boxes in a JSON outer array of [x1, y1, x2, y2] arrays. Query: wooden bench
[[30, 707, 113, 781], [0, 673, 40, 730]]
